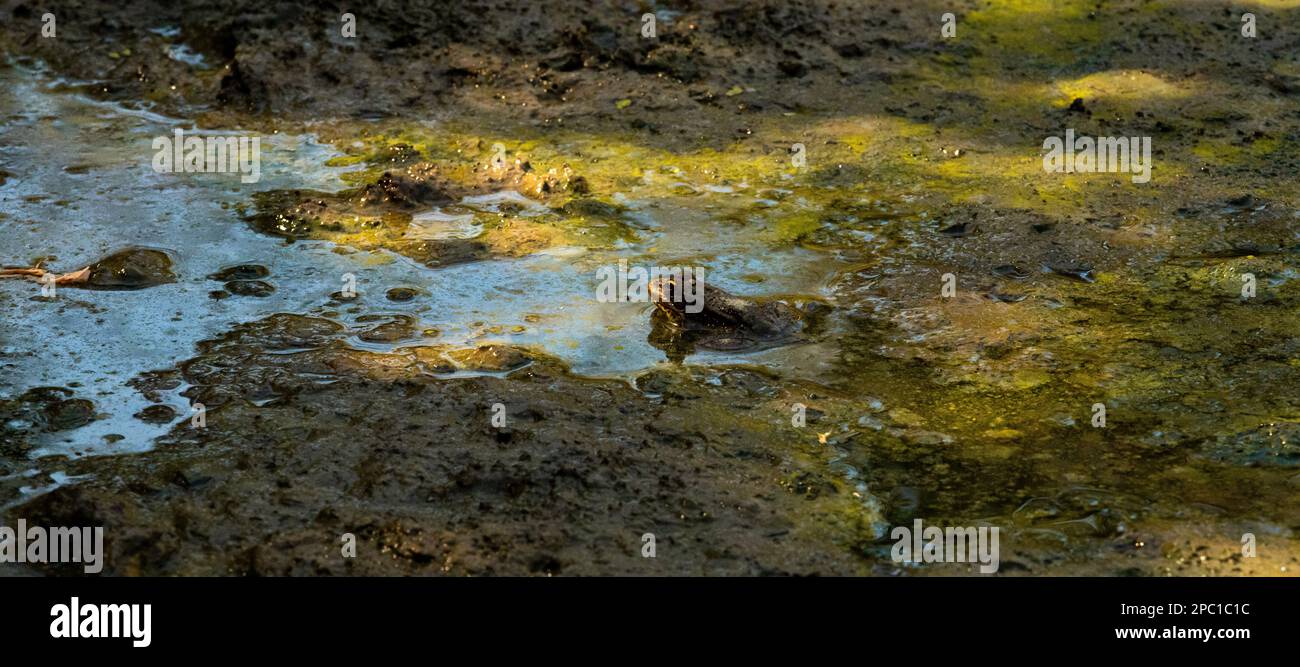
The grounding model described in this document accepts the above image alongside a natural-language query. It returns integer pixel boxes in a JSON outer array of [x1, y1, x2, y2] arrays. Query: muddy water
[[1, 63, 365, 461], [0, 65, 846, 468], [3, 45, 1300, 575]]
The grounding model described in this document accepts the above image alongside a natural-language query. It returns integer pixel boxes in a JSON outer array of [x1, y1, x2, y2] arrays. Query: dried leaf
[[56, 266, 92, 285]]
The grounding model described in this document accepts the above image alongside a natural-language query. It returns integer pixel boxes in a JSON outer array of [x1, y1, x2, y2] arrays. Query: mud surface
[[2, 1, 1300, 576]]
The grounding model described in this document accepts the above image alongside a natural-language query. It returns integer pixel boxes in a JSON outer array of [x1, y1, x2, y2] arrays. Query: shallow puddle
[[0, 63, 851, 463], [2, 43, 1298, 575]]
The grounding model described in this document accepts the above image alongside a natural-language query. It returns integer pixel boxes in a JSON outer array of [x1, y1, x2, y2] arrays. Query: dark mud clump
[[385, 287, 421, 302], [0, 388, 96, 456], [224, 280, 275, 297], [133, 404, 177, 424], [208, 264, 270, 281], [42, 398, 97, 430], [354, 314, 419, 344], [84, 247, 177, 290]]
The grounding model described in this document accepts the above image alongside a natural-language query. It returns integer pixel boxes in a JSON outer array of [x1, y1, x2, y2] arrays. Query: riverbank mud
[[2, 0, 1298, 575]]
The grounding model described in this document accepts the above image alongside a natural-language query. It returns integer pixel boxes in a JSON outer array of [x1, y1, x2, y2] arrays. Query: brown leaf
[[55, 266, 91, 285]]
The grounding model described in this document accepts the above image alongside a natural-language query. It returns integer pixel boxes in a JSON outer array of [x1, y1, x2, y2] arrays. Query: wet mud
[[2, 0, 1299, 576]]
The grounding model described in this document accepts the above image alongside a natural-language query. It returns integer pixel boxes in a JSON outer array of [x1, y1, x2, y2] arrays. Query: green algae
[[8, 1, 1300, 574]]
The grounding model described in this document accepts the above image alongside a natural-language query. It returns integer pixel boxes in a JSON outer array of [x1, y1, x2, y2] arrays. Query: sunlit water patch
[[0, 64, 853, 470]]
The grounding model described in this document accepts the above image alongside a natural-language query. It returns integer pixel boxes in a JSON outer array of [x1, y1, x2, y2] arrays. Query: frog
[[646, 272, 811, 360]]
